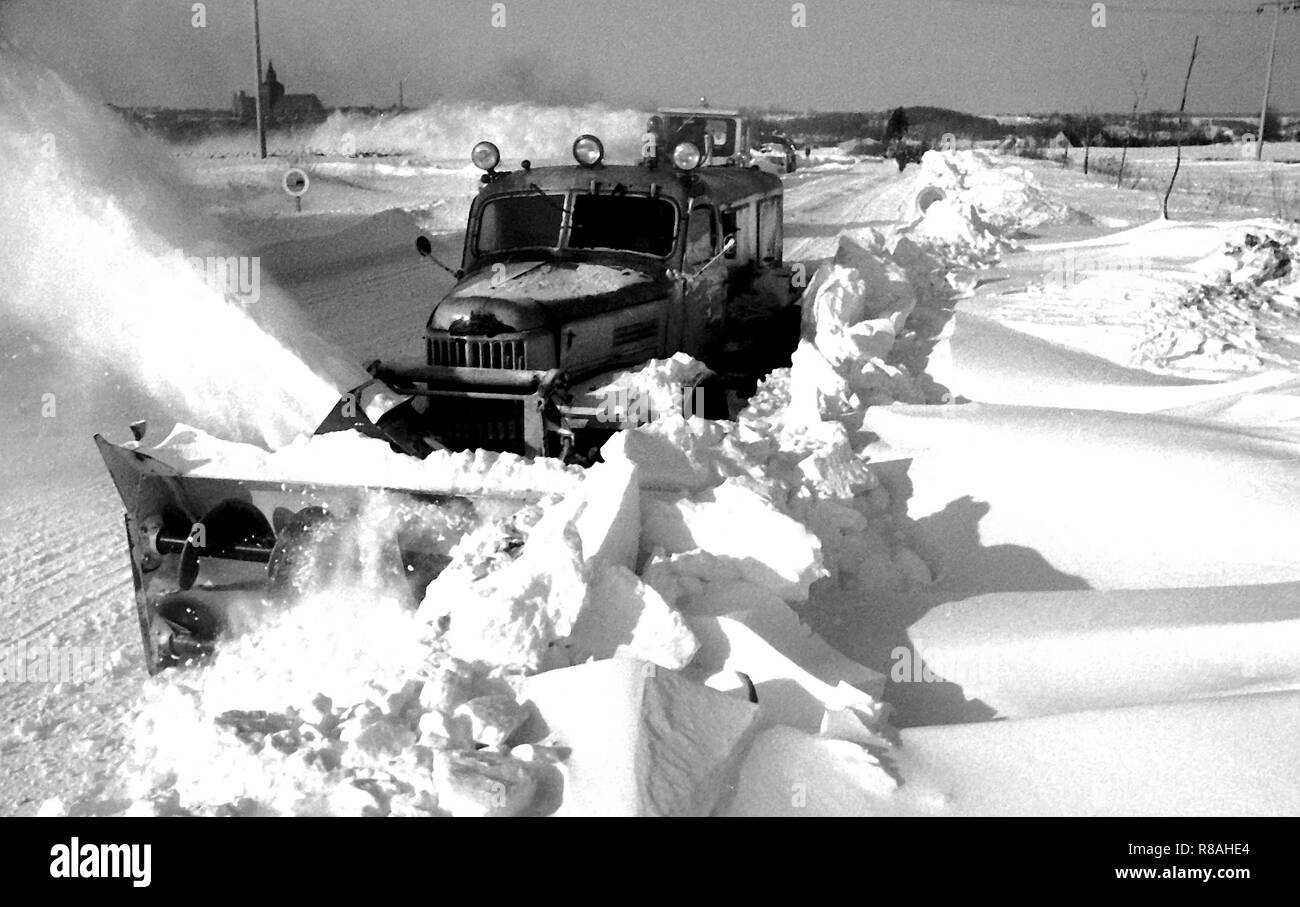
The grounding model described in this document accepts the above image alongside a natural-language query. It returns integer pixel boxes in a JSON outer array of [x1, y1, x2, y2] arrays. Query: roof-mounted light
[[672, 141, 702, 171], [471, 141, 501, 171], [572, 134, 605, 167]]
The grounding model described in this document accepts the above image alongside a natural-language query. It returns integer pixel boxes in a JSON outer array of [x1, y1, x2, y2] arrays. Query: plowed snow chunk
[[678, 577, 791, 619], [417, 658, 478, 715], [722, 726, 897, 817], [640, 481, 826, 603], [453, 695, 529, 748], [566, 564, 699, 670], [432, 504, 590, 671], [580, 352, 713, 422], [821, 703, 889, 748], [573, 459, 640, 571], [722, 602, 887, 700], [796, 423, 875, 500], [326, 782, 385, 817], [36, 797, 65, 817], [521, 659, 758, 816], [433, 749, 537, 817], [802, 245, 916, 348], [600, 417, 721, 492], [686, 614, 885, 733], [909, 198, 1006, 261]]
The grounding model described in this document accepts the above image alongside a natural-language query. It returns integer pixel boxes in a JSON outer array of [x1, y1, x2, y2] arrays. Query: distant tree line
[[751, 107, 1008, 146], [750, 106, 1295, 150]]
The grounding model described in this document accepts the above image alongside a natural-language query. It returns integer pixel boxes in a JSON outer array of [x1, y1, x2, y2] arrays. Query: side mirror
[[723, 234, 737, 259], [415, 235, 461, 278]]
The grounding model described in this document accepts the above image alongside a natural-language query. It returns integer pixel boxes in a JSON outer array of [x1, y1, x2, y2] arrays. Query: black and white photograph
[[0, 0, 1296, 863]]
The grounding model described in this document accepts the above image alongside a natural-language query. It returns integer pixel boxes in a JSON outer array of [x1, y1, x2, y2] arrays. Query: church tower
[[261, 59, 285, 110]]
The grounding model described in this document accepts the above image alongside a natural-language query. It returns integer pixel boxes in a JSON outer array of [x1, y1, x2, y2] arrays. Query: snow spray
[[0, 43, 363, 449]]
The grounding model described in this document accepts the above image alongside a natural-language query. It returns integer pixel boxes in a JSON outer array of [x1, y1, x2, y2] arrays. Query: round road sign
[[283, 168, 310, 197]]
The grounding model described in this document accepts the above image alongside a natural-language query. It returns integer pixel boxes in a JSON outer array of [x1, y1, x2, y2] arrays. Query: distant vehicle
[[752, 135, 798, 175], [886, 138, 927, 172], [656, 107, 753, 167]]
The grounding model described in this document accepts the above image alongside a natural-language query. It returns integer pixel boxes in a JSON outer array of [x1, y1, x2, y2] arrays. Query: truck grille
[[431, 337, 526, 370], [430, 397, 526, 455]]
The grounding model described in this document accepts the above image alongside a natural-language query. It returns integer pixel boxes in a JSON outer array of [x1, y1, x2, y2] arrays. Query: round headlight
[[672, 142, 702, 171], [572, 134, 605, 167], [471, 141, 501, 171]]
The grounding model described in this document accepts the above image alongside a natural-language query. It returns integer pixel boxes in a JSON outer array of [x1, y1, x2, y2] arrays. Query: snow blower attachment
[[94, 406, 543, 674]]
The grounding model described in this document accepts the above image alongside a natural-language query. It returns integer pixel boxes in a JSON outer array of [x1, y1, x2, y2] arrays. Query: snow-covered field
[[4, 48, 1300, 816]]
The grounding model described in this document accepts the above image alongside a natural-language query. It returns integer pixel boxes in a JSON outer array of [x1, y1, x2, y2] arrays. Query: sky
[[0, 0, 1296, 116]]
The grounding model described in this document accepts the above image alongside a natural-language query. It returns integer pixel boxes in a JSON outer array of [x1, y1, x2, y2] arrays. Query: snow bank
[[893, 692, 1300, 816], [913, 150, 1070, 234], [864, 401, 1300, 590], [907, 583, 1300, 718], [891, 150, 1075, 268], [1139, 223, 1299, 371]]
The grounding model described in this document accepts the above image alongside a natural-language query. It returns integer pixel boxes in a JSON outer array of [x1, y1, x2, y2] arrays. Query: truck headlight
[[471, 141, 501, 171], [672, 142, 702, 171], [572, 134, 605, 167]]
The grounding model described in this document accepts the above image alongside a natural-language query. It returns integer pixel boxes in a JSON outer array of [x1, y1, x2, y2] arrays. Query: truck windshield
[[663, 116, 737, 156], [476, 194, 565, 254], [569, 194, 676, 257]]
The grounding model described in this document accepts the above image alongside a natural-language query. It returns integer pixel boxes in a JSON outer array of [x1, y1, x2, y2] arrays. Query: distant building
[[1047, 131, 1074, 151], [233, 60, 326, 125]]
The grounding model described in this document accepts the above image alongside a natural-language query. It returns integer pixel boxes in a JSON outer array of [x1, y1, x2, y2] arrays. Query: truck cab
[[374, 132, 800, 459], [656, 107, 753, 168]]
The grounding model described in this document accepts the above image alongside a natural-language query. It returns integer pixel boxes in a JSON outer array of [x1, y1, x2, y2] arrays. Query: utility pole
[[1256, 1, 1297, 161], [252, 0, 267, 159]]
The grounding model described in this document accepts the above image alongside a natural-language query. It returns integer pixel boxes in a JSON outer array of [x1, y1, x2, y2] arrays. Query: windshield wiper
[[528, 183, 566, 214]]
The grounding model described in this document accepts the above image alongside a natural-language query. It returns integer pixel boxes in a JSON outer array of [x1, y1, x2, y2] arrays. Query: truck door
[[679, 204, 726, 360]]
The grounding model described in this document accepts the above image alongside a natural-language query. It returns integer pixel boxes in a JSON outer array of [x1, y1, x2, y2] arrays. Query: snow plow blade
[[94, 433, 540, 674]]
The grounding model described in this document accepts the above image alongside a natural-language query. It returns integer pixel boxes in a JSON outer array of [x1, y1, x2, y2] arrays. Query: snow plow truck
[[96, 129, 802, 672]]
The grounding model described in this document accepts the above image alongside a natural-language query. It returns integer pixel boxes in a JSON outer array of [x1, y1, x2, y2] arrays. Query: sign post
[[283, 168, 310, 213]]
